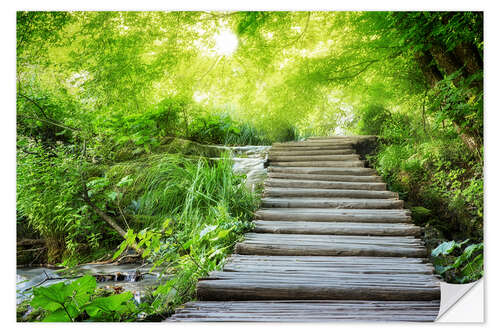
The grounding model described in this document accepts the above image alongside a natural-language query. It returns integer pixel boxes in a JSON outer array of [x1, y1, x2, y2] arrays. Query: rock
[[159, 137, 222, 157]]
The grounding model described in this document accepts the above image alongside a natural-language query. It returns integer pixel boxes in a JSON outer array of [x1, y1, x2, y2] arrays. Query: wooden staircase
[[168, 136, 441, 322]]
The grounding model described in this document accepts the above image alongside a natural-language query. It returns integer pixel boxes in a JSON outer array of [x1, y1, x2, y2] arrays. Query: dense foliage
[[17, 11, 483, 321]]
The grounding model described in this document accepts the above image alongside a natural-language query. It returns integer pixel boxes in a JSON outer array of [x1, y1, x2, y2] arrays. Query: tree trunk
[[414, 51, 443, 88], [81, 182, 143, 255], [453, 42, 483, 89], [428, 43, 465, 83]]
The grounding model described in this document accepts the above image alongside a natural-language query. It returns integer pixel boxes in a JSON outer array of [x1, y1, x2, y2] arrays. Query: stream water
[[16, 145, 272, 305]]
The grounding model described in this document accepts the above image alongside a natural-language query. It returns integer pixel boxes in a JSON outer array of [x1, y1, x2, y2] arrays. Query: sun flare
[[214, 30, 238, 56]]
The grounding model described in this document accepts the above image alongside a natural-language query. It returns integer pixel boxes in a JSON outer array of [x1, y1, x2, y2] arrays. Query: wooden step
[[270, 144, 353, 150], [307, 136, 376, 143], [254, 221, 420, 236], [223, 255, 435, 274], [169, 136, 441, 322], [235, 233, 427, 257], [255, 208, 411, 223], [273, 142, 354, 147], [268, 154, 360, 162], [270, 161, 364, 167], [262, 197, 404, 209], [168, 300, 440, 322], [308, 135, 376, 140], [197, 256, 438, 301], [269, 149, 356, 156], [264, 188, 399, 199], [223, 255, 434, 272], [265, 178, 386, 191], [268, 167, 377, 176], [268, 172, 383, 182]]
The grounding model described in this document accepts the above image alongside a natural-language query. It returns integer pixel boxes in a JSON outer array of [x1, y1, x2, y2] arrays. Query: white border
[[2, 1, 497, 331]]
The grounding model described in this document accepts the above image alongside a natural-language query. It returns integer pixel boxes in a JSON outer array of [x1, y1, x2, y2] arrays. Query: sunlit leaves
[[30, 275, 138, 322]]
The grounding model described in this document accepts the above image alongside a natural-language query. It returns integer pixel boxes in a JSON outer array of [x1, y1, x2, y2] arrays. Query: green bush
[[16, 141, 97, 263], [110, 154, 259, 313], [431, 240, 483, 283], [357, 104, 392, 135]]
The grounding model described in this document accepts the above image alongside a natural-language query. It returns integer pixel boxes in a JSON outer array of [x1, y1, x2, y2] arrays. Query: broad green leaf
[[42, 308, 73, 322], [68, 275, 97, 306], [112, 240, 128, 260], [432, 241, 458, 257], [84, 292, 136, 318]]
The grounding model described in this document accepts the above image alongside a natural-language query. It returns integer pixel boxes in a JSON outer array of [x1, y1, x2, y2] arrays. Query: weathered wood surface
[[223, 255, 434, 273], [235, 233, 427, 257], [268, 166, 377, 175], [253, 220, 421, 236], [270, 160, 364, 167], [273, 142, 355, 147], [268, 172, 383, 182], [168, 136, 440, 322], [255, 208, 411, 222], [268, 154, 360, 161], [262, 197, 404, 209], [196, 268, 440, 301], [269, 149, 356, 156], [264, 188, 399, 199], [265, 178, 386, 190], [169, 300, 440, 322]]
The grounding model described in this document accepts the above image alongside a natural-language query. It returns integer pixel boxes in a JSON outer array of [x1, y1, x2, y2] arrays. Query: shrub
[[357, 104, 392, 135]]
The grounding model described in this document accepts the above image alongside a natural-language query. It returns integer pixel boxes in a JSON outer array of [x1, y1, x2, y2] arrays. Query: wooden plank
[[253, 220, 421, 236], [273, 142, 354, 147], [196, 275, 440, 301], [264, 188, 398, 199], [261, 197, 404, 209], [268, 166, 377, 176], [270, 161, 364, 167], [265, 178, 386, 190], [268, 172, 383, 182], [308, 135, 377, 141], [255, 208, 411, 223], [223, 255, 435, 274], [268, 154, 360, 162], [270, 145, 353, 150], [235, 233, 427, 257], [168, 300, 439, 322], [269, 149, 356, 156]]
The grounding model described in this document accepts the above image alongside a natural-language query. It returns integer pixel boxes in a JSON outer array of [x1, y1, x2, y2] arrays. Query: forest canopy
[[16, 11, 483, 320]]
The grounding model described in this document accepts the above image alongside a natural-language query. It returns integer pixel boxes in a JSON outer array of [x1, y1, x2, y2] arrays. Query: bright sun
[[214, 30, 238, 56]]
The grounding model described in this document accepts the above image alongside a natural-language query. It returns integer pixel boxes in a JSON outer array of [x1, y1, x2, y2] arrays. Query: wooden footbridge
[[169, 136, 441, 322]]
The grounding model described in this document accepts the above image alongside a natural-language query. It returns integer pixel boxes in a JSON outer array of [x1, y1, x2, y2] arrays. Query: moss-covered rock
[[157, 137, 222, 157], [114, 137, 224, 163]]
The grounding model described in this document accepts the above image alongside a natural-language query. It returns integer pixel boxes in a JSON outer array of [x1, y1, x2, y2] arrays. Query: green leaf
[[68, 275, 97, 306], [42, 308, 73, 322], [84, 292, 136, 318], [454, 243, 483, 268], [112, 240, 128, 260], [199, 225, 217, 239], [31, 281, 69, 308], [432, 240, 463, 257], [117, 175, 133, 187], [182, 239, 193, 250], [107, 191, 118, 201]]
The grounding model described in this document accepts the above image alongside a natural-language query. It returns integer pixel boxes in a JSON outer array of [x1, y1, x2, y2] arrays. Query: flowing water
[[16, 263, 165, 304], [211, 144, 271, 191]]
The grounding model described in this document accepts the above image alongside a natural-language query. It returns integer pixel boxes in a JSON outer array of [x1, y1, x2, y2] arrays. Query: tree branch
[[17, 93, 80, 132], [326, 59, 380, 81]]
